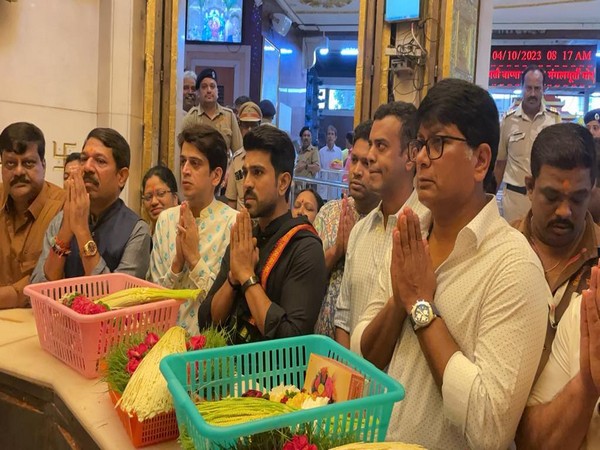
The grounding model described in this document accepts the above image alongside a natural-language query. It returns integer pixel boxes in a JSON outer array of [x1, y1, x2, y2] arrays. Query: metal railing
[[291, 175, 348, 204]]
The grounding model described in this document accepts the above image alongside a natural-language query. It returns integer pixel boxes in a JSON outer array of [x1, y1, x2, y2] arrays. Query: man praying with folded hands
[[32, 128, 151, 283], [198, 125, 326, 344]]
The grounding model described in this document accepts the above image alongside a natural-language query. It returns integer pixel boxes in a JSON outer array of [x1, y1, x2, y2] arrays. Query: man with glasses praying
[[352, 79, 550, 449], [149, 124, 237, 334]]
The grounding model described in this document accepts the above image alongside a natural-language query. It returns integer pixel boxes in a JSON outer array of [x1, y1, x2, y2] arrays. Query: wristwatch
[[82, 240, 98, 257], [410, 299, 440, 331], [241, 275, 259, 294]]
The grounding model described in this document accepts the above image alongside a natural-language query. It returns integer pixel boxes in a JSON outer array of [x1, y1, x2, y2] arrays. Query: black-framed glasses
[[408, 135, 468, 162], [141, 189, 172, 202]]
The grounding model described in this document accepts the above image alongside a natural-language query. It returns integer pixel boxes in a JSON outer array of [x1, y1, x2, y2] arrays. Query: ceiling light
[[281, 48, 293, 55], [319, 48, 329, 55], [340, 48, 359, 56], [513, 89, 522, 95], [264, 45, 276, 52]]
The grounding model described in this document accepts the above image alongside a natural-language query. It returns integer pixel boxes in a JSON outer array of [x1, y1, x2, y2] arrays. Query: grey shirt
[[30, 211, 151, 283]]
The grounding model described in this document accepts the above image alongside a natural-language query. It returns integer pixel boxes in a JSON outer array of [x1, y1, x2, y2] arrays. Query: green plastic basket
[[160, 335, 405, 449]]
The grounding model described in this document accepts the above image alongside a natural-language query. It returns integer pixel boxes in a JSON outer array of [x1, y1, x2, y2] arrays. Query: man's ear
[[278, 172, 291, 197], [117, 167, 129, 189], [525, 175, 535, 200], [211, 167, 224, 188], [473, 144, 491, 183]]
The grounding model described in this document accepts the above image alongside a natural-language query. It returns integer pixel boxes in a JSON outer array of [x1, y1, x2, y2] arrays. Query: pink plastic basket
[[24, 274, 180, 379]]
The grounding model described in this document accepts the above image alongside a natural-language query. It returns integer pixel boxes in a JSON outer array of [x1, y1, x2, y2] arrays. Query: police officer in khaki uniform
[[584, 108, 600, 138], [182, 68, 243, 154], [225, 101, 262, 210], [494, 65, 561, 223]]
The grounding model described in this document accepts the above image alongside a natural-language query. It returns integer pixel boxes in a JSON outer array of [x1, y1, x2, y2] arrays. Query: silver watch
[[410, 299, 440, 331]]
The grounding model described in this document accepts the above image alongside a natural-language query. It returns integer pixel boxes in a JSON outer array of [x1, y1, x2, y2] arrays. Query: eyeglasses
[[141, 189, 173, 202], [407, 135, 468, 162]]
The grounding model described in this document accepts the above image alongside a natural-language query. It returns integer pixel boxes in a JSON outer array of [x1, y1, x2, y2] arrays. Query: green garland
[[178, 422, 356, 450], [102, 326, 230, 395], [102, 335, 144, 395]]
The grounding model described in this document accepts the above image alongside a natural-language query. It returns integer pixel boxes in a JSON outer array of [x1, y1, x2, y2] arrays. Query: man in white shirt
[[149, 124, 237, 334], [352, 78, 550, 449], [516, 123, 599, 450], [318, 125, 343, 200], [334, 102, 428, 348]]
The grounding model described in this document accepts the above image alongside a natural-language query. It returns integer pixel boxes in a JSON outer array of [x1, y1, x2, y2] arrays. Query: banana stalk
[[117, 326, 187, 420], [98, 287, 203, 308]]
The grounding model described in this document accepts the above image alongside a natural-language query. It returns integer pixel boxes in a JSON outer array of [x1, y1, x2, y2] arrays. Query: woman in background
[[292, 188, 324, 224], [141, 165, 179, 233]]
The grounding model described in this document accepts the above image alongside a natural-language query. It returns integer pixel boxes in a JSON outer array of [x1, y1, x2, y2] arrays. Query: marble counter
[[0, 309, 179, 450]]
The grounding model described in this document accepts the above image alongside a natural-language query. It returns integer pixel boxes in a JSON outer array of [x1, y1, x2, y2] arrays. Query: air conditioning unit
[[271, 13, 292, 37]]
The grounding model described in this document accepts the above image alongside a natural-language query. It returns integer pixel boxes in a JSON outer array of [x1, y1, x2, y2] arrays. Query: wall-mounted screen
[[489, 45, 597, 89], [186, 0, 243, 44], [385, 0, 421, 22]]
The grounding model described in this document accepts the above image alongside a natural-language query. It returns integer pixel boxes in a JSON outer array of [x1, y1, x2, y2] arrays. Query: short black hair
[[373, 101, 418, 150], [531, 123, 596, 185], [521, 65, 546, 86], [299, 126, 311, 138], [595, 138, 600, 187], [353, 120, 373, 144], [417, 78, 499, 188], [234, 95, 252, 108], [142, 164, 178, 194], [84, 128, 131, 170], [243, 125, 295, 201], [0, 122, 45, 160], [177, 124, 228, 186], [65, 152, 81, 165], [346, 131, 354, 143], [296, 188, 324, 212]]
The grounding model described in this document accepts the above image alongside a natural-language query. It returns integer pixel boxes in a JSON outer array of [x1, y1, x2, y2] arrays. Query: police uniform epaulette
[[504, 108, 517, 118], [545, 106, 560, 115]]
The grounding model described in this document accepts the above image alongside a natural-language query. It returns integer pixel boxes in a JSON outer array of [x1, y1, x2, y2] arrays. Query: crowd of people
[[2, 63, 600, 448]]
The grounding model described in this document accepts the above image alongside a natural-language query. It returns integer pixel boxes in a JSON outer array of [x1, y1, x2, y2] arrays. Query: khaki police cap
[[238, 102, 262, 122]]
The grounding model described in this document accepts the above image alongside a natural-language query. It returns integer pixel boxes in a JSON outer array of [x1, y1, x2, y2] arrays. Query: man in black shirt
[[198, 126, 326, 343]]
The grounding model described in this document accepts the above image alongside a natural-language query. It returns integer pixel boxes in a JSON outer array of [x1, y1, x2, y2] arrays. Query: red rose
[[282, 435, 316, 450], [188, 335, 207, 351], [126, 358, 140, 374], [127, 347, 141, 360], [144, 332, 160, 347], [135, 342, 149, 356]]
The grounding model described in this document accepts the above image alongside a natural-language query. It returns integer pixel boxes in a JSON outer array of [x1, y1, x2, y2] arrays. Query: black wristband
[[227, 273, 241, 290]]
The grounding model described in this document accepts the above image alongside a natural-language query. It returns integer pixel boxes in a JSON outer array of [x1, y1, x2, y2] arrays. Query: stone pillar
[[97, 0, 146, 212]]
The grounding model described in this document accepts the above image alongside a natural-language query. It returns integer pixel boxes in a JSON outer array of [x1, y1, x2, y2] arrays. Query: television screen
[[385, 0, 421, 22], [186, 0, 243, 44]]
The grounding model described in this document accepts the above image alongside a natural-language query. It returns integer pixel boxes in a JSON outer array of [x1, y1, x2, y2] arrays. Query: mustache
[[243, 189, 257, 201], [10, 175, 29, 186], [83, 173, 99, 186], [548, 219, 574, 230]]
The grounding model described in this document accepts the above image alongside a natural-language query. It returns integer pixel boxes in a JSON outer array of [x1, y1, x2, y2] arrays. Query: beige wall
[[0, 0, 145, 212]]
